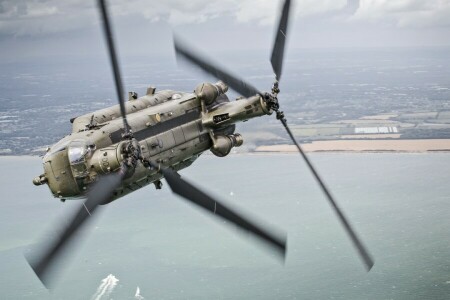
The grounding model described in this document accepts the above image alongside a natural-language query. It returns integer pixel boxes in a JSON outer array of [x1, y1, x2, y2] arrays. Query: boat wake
[[91, 274, 119, 300]]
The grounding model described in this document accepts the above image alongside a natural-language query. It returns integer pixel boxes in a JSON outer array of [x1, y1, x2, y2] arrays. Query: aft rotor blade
[[270, 0, 291, 81], [279, 118, 374, 271], [26, 168, 126, 288], [174, 37, 262, 98], [98, 0, 130, 133], [162, 168, 286, 257]]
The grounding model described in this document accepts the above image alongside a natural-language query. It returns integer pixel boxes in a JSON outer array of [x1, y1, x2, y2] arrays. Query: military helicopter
[[27, 0, 374, 288]]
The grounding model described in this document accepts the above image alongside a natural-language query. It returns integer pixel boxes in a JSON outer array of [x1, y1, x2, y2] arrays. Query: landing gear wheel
[[154, 180, 163, 190]]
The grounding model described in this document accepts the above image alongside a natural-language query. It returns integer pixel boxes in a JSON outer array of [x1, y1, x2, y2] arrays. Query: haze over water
[[1, 153, 449, 299], [1, 43, 449, 299]]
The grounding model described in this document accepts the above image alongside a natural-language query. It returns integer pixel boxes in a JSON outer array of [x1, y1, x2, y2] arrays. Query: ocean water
[[0, 153, 449, 299]]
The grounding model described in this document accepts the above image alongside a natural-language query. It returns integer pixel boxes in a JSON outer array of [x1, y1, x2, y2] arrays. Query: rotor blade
[[26, 168, 126, 288], [98, 0, 130, 133], [278, 117, 374, 271], [162, 167, 286, 257], [270, 0, 291, 81], [174, 37, 262, 98]]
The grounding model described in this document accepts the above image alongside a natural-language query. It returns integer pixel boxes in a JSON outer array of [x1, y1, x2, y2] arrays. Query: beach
[[254, 139, 450, 153]]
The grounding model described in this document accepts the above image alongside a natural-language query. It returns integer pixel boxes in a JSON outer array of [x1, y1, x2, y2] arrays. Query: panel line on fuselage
[[109, 108, 201, 144]]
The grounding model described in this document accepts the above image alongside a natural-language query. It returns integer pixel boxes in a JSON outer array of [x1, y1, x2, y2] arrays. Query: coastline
[[253, 139, 450, 153], [1, 139, 450, 158]]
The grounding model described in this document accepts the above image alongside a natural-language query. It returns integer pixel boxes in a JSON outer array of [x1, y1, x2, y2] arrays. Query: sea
[[0, 153, 449, 299], [1, 46, 450, 299]]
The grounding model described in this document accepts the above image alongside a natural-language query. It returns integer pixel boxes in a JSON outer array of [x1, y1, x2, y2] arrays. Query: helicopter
[[27, 0, 374, 288]]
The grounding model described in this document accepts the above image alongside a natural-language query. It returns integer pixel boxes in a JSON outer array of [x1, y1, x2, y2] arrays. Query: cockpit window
[[68, 139, 89, 164], [45, 140, 70, 158], [171, 93, 182, 100]]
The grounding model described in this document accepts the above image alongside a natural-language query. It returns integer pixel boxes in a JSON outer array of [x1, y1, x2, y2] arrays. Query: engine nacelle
[[195, 81, 228, 105], [210, 133, 243, 157], [90, 143, 123, 174]]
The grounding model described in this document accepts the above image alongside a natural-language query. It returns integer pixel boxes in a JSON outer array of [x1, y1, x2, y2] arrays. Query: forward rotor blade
[[98, 0, 130, 133], [279, 118, 374, 271], [174, 37, 262, 98], [26, 168, 126, 288], [270, 0, 291, 81], [162, 168, 286, 257]]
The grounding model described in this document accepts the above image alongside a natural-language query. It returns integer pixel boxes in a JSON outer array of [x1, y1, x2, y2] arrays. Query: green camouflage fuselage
[[35, 83, 271, 203]]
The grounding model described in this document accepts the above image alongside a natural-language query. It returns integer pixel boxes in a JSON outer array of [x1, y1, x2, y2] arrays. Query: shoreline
[[1, 139, 450, 158], [253, 139, 450, 153]]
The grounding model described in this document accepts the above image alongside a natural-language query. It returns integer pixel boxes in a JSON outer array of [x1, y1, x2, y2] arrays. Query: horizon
[[1, 1, 450, 64]]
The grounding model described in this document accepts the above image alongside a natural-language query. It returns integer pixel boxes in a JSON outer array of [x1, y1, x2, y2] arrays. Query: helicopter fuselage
[[34, 82, 272, 203]]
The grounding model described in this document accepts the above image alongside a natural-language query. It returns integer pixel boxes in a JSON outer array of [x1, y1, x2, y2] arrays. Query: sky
[[0, 0, 450, 63]]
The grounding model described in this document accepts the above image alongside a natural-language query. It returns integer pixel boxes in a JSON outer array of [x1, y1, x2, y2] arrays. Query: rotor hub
[[271, 80, 280, 96], [120, 138, 141, 169]]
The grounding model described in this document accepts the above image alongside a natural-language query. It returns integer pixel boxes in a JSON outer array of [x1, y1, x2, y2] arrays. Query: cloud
[[0, 0, 96, 35], [2, 0, 449, 38], [353, 0, 450, 28], [0, 0, 350, 36], [117, 0, 349, 25], [232, 0, 347, 25], [120, 0, 237, 25]]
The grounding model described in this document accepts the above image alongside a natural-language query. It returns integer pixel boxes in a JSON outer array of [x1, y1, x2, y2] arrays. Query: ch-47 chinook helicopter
[[27, 0, 374, 288]]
